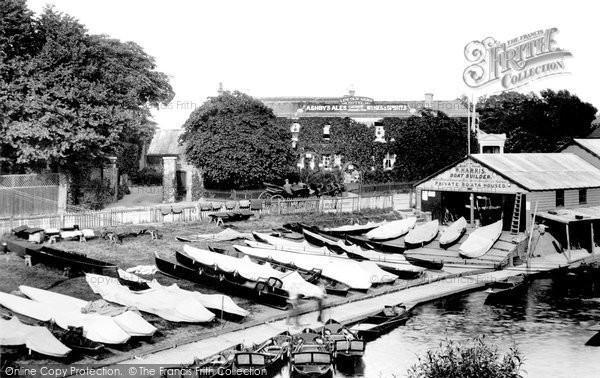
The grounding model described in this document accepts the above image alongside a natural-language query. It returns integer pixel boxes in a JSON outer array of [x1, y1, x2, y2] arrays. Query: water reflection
[[273, 277, 600, 377]]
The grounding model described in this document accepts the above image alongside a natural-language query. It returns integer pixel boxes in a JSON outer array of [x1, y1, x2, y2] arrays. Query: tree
[[407, 337, 524, 378], [381, 111, 476, 182], [476, 90, 597, 152], [181, 91, 295, 189], [0, 4, 173, 183]]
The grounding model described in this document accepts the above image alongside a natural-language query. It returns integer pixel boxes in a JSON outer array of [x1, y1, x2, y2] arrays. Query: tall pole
[[468, 95, 475, 226]]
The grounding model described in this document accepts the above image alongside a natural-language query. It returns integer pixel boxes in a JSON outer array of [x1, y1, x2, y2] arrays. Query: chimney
[[349, 84, 355, 97], [424, 93, 433, 108], [217, 82, 223, 95]]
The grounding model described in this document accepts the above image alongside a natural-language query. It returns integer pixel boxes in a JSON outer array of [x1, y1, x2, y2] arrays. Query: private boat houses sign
[[418, 158, 524, 194]]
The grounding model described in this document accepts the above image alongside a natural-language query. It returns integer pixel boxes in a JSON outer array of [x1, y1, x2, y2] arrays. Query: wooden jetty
[[404, 230, 527, 269]]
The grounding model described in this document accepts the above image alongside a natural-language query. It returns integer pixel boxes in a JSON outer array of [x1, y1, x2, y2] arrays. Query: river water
[[275, 276, 600, 377]]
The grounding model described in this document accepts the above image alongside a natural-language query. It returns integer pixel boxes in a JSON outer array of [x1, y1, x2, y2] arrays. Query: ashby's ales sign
[[418, 159, 522, 194]]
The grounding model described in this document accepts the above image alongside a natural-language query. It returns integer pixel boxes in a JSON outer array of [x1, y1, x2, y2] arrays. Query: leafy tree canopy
[[381, 111, 476, 181], [476, 90, 597, 152], [0, 1, 174, 175], [181, 91, 295, 189]]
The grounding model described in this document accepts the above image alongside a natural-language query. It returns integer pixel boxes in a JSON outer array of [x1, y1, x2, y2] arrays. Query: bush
[[130, 167, 163, 186], [407, 336, 524, 378], [79, 179, 115, 210]]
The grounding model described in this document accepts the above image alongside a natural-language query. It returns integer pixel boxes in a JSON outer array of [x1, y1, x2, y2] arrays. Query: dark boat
[[319, 223, 381, 238], [25, 246, 118, 277], [156, 252, 289, 310], [346, 234, 406, 254], [484, 275, 527, 304], [585, 330, 600, 346], [302, 230, 430, 278], [163, 343, 245, 378], [321, 319, 365, 364], [302, 229, 347, 255], [51, 324, 105, 356], [4, 239, 42, 258], [403, 254, 445, 271], [290, 331, 334, 377], [347, 305, 410, 341], [233, 332, 291, 375]]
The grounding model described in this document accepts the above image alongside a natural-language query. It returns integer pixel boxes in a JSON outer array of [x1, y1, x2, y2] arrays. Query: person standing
[[283, 179, 293, 196], [316, 282, 327, 322], [286, 283, 300, 326]]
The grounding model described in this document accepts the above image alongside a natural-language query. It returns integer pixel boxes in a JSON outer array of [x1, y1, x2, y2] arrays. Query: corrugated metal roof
[[147, 129, 184, 156], [472, 153, 600, 191], [573, 139, 600, 158]]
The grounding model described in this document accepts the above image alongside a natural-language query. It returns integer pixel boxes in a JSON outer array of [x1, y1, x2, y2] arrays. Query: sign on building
[[417, 159, 524, 194]]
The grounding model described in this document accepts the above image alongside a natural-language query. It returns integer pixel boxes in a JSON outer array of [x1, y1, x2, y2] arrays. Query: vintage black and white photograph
[[1, 0, 599, 377]]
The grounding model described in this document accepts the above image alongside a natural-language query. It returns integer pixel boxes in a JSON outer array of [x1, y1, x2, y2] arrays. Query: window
[[322, 154, 331, 169], [482, 145, 500, 154], [556, 189, 565, 207], [383, 153, 396, 170], [579, 189, 587, 204], [323, 125, 331, 140]]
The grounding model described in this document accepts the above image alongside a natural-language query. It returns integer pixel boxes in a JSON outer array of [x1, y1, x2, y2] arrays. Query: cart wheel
[[258, 191, 271, 200], [271, 194, 284, 201]]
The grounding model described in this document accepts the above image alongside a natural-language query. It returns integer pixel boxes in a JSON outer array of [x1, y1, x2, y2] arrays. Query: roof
[[472, 153, 600, 191], [537, 208, 600, 224], [147, 129, 184, 156], [568, 138, 600, 159]]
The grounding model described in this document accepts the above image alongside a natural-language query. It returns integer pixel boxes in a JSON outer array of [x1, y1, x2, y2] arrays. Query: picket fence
[[0, 194, 393, 234]]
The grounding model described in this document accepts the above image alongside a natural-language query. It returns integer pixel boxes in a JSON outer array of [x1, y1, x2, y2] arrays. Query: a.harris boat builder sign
[[418, 159, 524, 194], [463, 27, 572, 90]]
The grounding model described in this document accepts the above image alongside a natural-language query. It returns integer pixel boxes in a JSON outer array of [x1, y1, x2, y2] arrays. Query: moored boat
[[290, 331, 334, 377], [484, 275, 527, 304], [233, 332, 291, 375], [0, 317, 71, 358], [458, 219, 503, 259], [403, 220, 439, 248], [348, 305, 410, 341], [321, 319, 365, 364]]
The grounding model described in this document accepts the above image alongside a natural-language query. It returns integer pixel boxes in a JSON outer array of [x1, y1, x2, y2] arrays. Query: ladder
[[510, 193, 523, 235]]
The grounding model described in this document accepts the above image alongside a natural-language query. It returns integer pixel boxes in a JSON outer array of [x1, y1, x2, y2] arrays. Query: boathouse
[[414, 153, 600, 235]]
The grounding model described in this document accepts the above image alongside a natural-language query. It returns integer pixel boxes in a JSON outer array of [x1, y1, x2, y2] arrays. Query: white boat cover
[[85, 273, 215, 323], [59, 229, 94, 239], [253, 232, 328, 254], [187, 228, 251, 241], [146, 281, 249, 318], [181, 245, 321, 297], [322, 221, 385, 233], [118, 268, 151, 283], [439, 217, 467, 245], [0, 317, 71, 357], [459, 220, 503, 259], [19, 286, 156, 337], [0, 292, 130, 344], [334, 242, 426, 274], [234, 244, 372, 290], [366, 217, 417, 241], [404, 220, 439, 245]]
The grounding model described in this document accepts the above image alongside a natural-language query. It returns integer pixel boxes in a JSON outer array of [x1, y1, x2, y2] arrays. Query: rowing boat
[[459, 220, 503, 259], [348, 305, 410, 341], [25, 246, 118, 277], [366, 218, 416, 241], [403, 220, 439, 248], [439, 217, 467, 248]]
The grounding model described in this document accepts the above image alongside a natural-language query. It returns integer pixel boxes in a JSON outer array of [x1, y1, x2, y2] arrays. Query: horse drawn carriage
[[258, 182, 345, 201]]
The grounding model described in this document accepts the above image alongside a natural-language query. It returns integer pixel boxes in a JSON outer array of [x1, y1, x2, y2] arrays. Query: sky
[[26, 0, 599, 129]]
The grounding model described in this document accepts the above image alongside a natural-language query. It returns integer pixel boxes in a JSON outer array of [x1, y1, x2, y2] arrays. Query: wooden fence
[[0, 174, 60, 218], [0, 194, 394, 234]]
